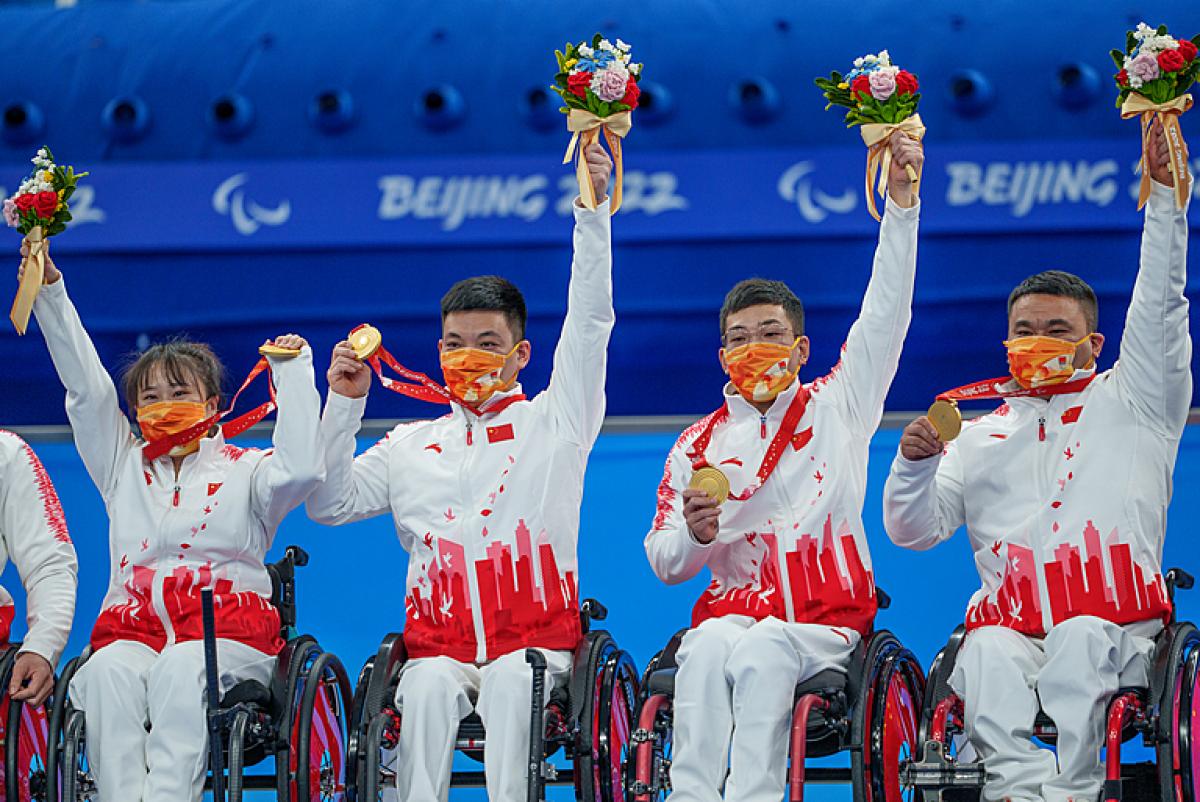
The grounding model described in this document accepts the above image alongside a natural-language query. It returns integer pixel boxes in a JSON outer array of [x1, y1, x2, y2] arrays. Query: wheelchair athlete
[[24, 240, 324, 802], [884, 119, 1190, 802], [0, 430, 77, 799], [643, 133, 922, 802]]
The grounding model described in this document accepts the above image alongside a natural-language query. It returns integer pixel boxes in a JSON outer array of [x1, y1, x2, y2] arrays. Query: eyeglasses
[[722, 324, 795, 349]]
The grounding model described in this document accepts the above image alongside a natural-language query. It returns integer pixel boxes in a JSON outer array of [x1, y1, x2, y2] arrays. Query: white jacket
[[33, 278, 323, 655], [307, 201, 613, 664], [645, 197, 920, 634], [0, 430, 78, 665], [883, 182, 1190, 637]]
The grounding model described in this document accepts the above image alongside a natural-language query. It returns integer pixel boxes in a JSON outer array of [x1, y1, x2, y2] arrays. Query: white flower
[[878, 49, 892, 66], [629, 62, 642, 75], [862, 53, 878, 64], [1129, 73, 1144, 89], [853, 57, 865, 68], [579, 44, 594, 57], [616, 38, 631, 52], [1134, 22, 1155, 40], [599, 39, 615, 52]]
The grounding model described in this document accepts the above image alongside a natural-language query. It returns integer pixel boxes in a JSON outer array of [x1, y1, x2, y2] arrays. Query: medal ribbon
[[936, 373, 1097, 404], [687, 385, 811, 502], [142, 357, 278, 460], [367, 344, 526, 417]]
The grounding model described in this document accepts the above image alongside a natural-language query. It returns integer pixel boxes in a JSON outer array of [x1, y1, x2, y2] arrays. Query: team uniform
[[883, 180, 1190, 802], [646, 195, 919, 802], [33, 278, 323, 802], [306, 200, 613, 802]]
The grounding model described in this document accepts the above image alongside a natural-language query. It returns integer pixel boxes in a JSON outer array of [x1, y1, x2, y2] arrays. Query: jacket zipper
[[458, 414, 487, 662], [1030, 404, 1054, 634], [153, 465, 181, 646], [760, 415, 767, 439], [1038, 415, 1046, 442], [466, 419, 474, 446]]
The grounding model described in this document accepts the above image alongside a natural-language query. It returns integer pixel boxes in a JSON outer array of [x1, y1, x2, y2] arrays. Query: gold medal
[[258, 343, 301, 359], [689, 466, 731, 505], [927, 399, 962, 442], [350, 324, 383, 361]]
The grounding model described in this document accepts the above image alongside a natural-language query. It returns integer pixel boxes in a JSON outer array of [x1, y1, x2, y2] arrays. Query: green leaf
[[1157, 24, 1168, 35], [1111, 49, 1127, 69], [592, 32, 602, 48], [59, 211, 72, 222], [555, 49, 567, 70], [1127, 31, 1138, 53], [62, 185, 75, 201], [559, 106, 570, 113]]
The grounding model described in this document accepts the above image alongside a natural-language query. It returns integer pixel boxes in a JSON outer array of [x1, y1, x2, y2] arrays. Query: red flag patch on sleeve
[[208, 483, 223, 496], [487, 424, 515, 443]]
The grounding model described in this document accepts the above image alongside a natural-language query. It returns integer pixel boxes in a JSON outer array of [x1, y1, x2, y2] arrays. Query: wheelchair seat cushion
[[647, 667, 676, 697], [794, 668, 847, 698], [220, 679, 272, 710]]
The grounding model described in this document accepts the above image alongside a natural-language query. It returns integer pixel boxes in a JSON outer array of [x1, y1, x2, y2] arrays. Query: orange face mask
[[136, 401, 211, 456], [440, 345, 520, 406], [723, 339, 801, 403], [1004, 335, 1092, 389]]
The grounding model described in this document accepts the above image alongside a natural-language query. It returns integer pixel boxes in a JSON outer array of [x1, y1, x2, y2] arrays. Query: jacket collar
[[448, 382, 526, 423], [723, 376, 804, 425]]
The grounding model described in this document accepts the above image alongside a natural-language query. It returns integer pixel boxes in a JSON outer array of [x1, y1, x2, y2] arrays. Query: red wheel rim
[[879, 671, 919, 802], [290, 675, 347, 801], [608, 679, 631, 802], [1, 698, 49, 802]]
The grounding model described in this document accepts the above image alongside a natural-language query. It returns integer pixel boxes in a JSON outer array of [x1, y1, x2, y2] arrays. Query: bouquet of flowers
[[6, 146, 88, 334], [551, 34, 643, 213], [815, 51, 924, 221], [1113, 22, 1197, 209]]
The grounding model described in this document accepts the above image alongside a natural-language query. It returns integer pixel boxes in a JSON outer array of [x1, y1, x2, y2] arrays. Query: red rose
[[622, 77, 640, 109], [13, 194, 34, 212], [1158, 48, 1186, 73], [1178, 39, 1198, 62], [851, 74, 871, 99], [1115, 69, 1130, 86], [567, 71, 591, 99], [895, 70, 919, 95], [33, 191, 58, 218]]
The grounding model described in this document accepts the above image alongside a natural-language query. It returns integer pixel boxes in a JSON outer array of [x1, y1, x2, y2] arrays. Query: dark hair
[[1007, 270, 1098, 331], [120, 339, 225, 413], [440, 275, 528, 341], [719, 278, 805, 336]]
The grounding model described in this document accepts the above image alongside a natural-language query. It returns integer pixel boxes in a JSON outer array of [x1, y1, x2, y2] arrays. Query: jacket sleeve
[[644, 426, 713, 584], [814, 197, 920, 437], [251, 347, 325, 530], [0, 433, 78, 667], [542, 199, 615, 448], [304, 391, 393, 526], [1113, 179, 1191, 436], [882, 441, 965, 551], [31, 278, 135, 498]]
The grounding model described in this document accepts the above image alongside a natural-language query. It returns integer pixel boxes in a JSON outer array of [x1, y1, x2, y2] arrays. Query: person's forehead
[[725, 303, 789, 328], [1008, 293, 1087, 322], [140, 362, 201, 388], [442, 310, 512, 335]]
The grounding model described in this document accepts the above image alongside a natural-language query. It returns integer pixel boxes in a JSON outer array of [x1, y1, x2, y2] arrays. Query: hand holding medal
[[551, 34, 643, 213], [1113, 22, 1197, 210], [7, 147, 87, 334], [815, 51, 924, 220]]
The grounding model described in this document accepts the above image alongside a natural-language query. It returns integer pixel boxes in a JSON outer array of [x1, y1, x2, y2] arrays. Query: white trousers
[[668, 615, 859, 802], [949, 616, 1158, 802], [69, 638, 275, 802], [391, 647, 572, 802]]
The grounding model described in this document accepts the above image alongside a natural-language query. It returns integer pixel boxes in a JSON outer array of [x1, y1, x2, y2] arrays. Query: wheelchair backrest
[[266, 545, 310, 640]]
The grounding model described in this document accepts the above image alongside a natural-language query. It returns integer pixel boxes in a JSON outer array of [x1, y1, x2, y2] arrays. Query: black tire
[[851, 631, 926, 802], [345, 656, 375, 802], [5, 696, 51, 802], [227, 707, 250, 802], [1157, 623, 1200, 802], [60, 711, 86, 802], [595, 649, 639, 802], [45, 654, 84, 802], [362, 711, 389, 802], [292, 651, 352, 802], [273, 638, 322, 801]]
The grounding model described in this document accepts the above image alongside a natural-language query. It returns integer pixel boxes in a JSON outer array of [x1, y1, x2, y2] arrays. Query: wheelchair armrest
[[285, 545, 310, 568], [363, 633, 407, 716], [1167, 567, 1194, 593], [876, 587, 892, 611], [579, 598, 607, 632]]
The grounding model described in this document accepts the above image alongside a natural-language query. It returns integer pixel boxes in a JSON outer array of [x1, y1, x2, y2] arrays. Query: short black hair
[[121, 338, 225, 414], [719, 278, 805, 336], [1007, 270, 1098, 331], [441, 275, 528, 341]]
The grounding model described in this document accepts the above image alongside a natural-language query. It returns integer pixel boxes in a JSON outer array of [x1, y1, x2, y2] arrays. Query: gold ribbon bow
[[562, 108, 632, 214], [1120, 93, 1193, 211], [10, 226, 45, 335], [859, 113, 926, 222]]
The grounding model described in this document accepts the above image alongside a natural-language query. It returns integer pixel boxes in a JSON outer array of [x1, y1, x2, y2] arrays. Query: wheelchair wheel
[[4, 697, 51, 802], [345, 655, 375, 802], [59, 711, 93, 802], [288, 649, 352, 802], [1158, 623, 1200, 802], [573, 632, 639, 802], [851, 631, 925, 802], [361, 708, 399, 801], [45, 654, 84, 802]]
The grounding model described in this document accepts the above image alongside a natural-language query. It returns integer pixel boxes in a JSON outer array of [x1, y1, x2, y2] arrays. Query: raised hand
[[899, 416, 944, 461], [17, 235, 60, 285], [887, 131, 925, 208], [682, 488, 720, 544], [584, 141, 613, 203], [327, 340, 371, 399]]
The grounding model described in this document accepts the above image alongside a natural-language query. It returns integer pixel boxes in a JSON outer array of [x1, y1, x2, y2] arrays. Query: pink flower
[[3, 199, 18, 228], [869, 70, 897, 101], [1128, 52, 1160, 86], [590, 67, 629, 102]]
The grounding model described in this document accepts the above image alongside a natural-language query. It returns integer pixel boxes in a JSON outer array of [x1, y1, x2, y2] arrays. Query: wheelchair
[[44, 545, 354, 802], [344, 598, 640, 802], [1, 641, 52, 802], [627, 589, 927, 802], [901, 567, 1197, 802]]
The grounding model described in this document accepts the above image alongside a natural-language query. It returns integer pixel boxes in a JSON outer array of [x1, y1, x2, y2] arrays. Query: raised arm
[[305, 342, 393, 526], [1113, 121, 1191, 436], [250, 337, 325, 531], [0, 432, 78, 669], [644, 424, 717, 584], [543, 143, 616, 447], [883, 416, 966, 550], [816, 135, 922, 437], [30, 249, 134, 498]]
